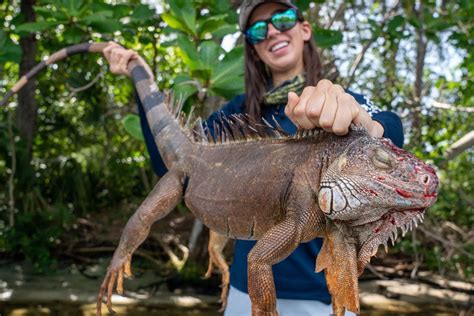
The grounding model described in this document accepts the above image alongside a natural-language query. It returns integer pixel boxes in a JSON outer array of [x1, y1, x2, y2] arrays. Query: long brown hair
[[244, 23, 322, 121]]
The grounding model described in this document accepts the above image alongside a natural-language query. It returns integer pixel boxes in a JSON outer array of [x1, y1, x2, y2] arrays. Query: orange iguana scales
[[1, 43, 439, 316]]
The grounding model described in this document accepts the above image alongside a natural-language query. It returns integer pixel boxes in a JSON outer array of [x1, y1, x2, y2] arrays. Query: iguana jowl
[[1, 43, 439, 316]]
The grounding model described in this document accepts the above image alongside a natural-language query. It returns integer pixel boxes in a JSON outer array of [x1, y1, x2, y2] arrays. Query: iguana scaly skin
[[1, 43, 439, 316]]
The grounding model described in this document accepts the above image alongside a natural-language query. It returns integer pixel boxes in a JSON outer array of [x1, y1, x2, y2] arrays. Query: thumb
[[284, 91, 300, 116]]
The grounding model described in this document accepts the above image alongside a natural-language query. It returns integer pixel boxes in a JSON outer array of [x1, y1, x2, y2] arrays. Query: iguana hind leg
[[96, 170, 185, 316], [247, 217, 303, 316], [203, 230, 230, 311]]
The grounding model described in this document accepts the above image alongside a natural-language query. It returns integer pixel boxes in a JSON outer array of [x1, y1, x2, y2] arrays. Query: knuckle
[[293, 105, 306, 117], [338, 93, 354, 103], [306, 106, 320, 119], [302, 86, 315, 96], [333, 125, 348, 135], [329, 84, 344, 94], [319, 118, 333, 129], [317, 79, 332, 90]]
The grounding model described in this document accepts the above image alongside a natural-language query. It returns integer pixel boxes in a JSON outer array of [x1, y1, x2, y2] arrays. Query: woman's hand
[[284, 79, 384, 137], [103, 42, 140, 77]]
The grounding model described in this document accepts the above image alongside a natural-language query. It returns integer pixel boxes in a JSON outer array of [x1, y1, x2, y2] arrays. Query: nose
[[419, 168, 439, 196], [267, 23, 280, 38]]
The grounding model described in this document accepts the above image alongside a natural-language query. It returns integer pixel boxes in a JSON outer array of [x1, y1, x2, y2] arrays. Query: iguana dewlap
[[0, 43, 438, 316]]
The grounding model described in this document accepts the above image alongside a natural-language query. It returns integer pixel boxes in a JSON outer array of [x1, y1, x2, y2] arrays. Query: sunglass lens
[[272, 9, 297, 32], [247, 21, 267, 44]]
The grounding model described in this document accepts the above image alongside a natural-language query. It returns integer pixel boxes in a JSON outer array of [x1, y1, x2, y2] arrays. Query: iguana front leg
[[96, 170, 185, 316], [203, 230, 230, 311]]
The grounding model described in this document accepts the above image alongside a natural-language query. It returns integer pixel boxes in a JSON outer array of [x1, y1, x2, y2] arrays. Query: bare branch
[[417, 226, 473, 259], [66, 67, 106, 98], [325, 2, 346, 29], [432, 101, 474, 113], [444, 130, 474, 161], [345, 2, 401, 87]]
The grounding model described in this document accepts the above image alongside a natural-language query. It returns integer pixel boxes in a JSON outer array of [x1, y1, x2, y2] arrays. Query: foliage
[[0, 0, 472, 279]]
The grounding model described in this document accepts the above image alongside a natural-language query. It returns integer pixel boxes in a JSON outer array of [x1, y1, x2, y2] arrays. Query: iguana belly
[[184, 176, 286, 240]]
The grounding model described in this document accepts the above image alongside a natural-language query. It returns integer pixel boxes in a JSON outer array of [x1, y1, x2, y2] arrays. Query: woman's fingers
[[285, 79, 367, 135], [292, 87, 319, 129], [103, 42, 138, 76]]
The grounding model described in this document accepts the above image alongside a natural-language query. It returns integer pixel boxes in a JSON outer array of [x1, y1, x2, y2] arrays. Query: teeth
[[409, 221, 413, 231], [383, 240, 388, 253], [402, 225, 407, 237], [271, 41, 288, 52], [390, 231, 396, 246]]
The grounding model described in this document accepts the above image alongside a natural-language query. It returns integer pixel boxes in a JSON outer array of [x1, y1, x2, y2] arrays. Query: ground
[[1, 210, 472, 315]]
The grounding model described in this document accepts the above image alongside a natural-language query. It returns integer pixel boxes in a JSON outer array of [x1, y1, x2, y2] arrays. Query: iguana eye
[[373, 148, 392, 169]]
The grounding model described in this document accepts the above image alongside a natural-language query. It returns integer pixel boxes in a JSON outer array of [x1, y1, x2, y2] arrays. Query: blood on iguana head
[[317, 134, 438, 274]]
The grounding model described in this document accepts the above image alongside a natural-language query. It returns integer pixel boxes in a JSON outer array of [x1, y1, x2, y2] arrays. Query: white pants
[[224, 285, 355, 316]]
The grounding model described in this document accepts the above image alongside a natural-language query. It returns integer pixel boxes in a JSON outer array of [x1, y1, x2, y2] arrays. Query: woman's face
[[248, 3, 312, 76]]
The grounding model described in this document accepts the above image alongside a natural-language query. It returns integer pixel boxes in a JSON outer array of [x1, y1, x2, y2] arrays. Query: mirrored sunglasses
[[245, 8, 300, 45]]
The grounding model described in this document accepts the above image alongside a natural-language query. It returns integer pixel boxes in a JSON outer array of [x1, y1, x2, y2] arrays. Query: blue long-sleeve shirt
[[136, 90, 404, 303]]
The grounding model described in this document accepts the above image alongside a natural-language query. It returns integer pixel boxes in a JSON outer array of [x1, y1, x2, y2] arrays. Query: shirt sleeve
[[136, 93, 246, 176], [346, 89, 404, 148]]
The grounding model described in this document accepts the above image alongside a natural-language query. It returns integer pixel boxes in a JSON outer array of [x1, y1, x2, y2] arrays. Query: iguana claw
[[96, 252, 133, 316]]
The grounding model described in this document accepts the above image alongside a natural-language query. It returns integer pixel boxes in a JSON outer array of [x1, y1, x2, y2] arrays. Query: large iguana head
[[318, 134, 438, 271], [315, 131, 438, 314]]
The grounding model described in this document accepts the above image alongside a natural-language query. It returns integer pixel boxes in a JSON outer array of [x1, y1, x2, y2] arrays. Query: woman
[[104, 1, 403, 315]]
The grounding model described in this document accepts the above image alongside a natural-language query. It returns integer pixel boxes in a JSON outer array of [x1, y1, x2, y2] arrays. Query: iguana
[[1, 43, 439, 316]]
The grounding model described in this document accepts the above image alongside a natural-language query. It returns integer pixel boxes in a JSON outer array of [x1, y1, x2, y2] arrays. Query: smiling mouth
[[270, 41, 289, 52]]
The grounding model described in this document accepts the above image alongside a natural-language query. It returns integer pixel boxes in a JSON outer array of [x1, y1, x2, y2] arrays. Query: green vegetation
[[0, 0, 472, 280]]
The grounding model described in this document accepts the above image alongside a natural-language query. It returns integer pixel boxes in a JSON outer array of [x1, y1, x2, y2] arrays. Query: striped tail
[[1, 42, 192, 170]]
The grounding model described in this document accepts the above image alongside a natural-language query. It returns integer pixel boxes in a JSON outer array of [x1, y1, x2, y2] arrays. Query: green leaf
[[122, 114, 144, 141], [88, 20, 122, 33], [212, 24, 238, 39], [16, 21, 63, 33], [130, 4, 155, 21], [198, 14, 227, 35], [387, 15, 405, 34], [312, 27, 343, 48], [210, 46, 244, 86], [168, 0, 196, 35], [0, 44, 22, 63], [296, 0, 312, 11], [213, 0, 232, 13], [177, 34, 201, 70], [61, 0, 84, 17], [199, 41, 222, 70], [81, 11, 114, 23], [162, 13, 189, 33], [0, 30, 6, 48], [34, 6, 68, 20], [173, 74, 198, 102], [210, 75, 244, 99], [63, 27, 85, 44]]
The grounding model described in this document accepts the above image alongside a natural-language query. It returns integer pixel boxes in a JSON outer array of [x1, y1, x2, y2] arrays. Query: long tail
[[1, 42, 191, 170]]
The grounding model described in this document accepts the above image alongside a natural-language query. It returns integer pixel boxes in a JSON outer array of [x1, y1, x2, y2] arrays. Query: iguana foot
[[203, 230, 229, 311], [96, 251, 133, 316]]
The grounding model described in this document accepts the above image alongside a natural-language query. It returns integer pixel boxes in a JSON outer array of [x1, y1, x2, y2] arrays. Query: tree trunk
[[15, 0, 37, 158], [411, 2, 427, 145]]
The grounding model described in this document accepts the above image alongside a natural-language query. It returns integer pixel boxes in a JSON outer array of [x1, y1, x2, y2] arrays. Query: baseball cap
[[239, 0, 298, 31]]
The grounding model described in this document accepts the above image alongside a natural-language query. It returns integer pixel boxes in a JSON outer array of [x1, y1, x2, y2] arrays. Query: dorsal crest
[[168, 93, 369, 145]]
